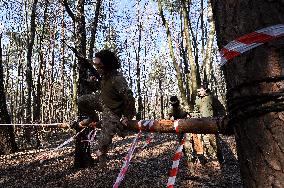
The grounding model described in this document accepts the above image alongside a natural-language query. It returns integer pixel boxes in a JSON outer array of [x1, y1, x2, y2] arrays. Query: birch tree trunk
[[203, 1, 215, 83]]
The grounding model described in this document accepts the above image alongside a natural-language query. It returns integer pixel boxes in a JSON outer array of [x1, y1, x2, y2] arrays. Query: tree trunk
[[34, 0, 48, 124], [126, 118, 220, 134], [60, 3, 66, 122], [181, 0, 201, 109], [203, 1, 215, 83], [157, 0, 187, 106], [159, 78, 164, 119], [64, 0, 95, 168], [25, 0, 38, 143], [88, 0, 102, 60], [211, 0, 284, 187], [200, 0, 205, 59], [135, 19, 143, 120], [0, 33, 18, 155]]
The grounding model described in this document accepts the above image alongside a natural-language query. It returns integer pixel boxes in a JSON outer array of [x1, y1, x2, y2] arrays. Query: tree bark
[[211, 0, 284, 187], [203, 1, 215, 83], [0, 33, 18, 155], [25, 0, 38, 143], [64, 0, 95, 168], [34, 0, 48, 124], [127, 118, 221, 134], [135, 19, 143, 120]]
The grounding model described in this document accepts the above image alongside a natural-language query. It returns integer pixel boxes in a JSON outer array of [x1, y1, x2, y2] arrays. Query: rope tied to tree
[[225, 76, 284, 134]]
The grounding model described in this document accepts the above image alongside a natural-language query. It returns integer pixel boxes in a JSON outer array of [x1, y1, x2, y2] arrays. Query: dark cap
[[169, 96, 179, 105]]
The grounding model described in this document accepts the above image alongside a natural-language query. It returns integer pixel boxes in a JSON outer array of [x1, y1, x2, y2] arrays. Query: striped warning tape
[[138, 120, 155, 149], [220, 24, 284, 66], [166, 134, 186, 188], [113, 131, 142, 188], [173, 120, 179, 133]]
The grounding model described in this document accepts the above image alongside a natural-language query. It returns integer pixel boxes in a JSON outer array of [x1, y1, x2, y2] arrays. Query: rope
[[0, 123, 64, 126]]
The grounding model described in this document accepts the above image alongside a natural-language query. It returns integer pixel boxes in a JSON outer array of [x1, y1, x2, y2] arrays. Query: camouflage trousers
[[78, 93, 102, 122], [78, 93, 124, 155], [98, 104, 125, 154], [202, 134, 223, 162]]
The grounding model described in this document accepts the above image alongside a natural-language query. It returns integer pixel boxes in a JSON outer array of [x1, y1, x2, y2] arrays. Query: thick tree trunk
[[211, 0, 284, 187], [0, 33, 18, 155]]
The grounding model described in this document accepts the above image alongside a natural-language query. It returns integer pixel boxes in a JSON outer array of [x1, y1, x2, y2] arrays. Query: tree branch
[[64, 41, 101, 81], [62, 0, 75, 23], [88, 0, 102, 59]]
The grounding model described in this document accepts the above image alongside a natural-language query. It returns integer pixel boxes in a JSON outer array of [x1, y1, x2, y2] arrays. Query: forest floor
[[0, 129, 243, 188]]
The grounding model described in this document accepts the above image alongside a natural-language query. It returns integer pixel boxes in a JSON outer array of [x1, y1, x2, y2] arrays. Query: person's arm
[[114, 74, 136, 120]]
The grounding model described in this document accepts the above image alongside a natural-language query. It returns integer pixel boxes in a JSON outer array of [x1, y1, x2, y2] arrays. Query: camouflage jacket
[[194, 94, 226, 118], [194, 94, 213, 118], [101, 71, 136, 119]]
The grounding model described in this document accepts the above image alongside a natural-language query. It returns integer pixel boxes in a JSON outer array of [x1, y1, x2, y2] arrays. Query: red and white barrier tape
[[173, 120, 179, 133], [113, 131, 142, 188], [220, 24, 284, 66], [138, 120, 155, 149], [38, 128, 86, 163], [141, 132, 154, 149], [166, 134, 186, 188]]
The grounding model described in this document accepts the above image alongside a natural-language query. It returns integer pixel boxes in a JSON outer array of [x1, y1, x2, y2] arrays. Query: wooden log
[[126, 117, 223, 134]]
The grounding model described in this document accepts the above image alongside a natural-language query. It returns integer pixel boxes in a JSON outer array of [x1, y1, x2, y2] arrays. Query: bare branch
[[62, 0, 75, 23]]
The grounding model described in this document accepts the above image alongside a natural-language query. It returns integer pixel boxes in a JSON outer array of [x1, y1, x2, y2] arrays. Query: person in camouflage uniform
[[195, 83, 225, 163], [93, 49, 136, 167], [168, 96, 205, 174], [168, 96, 188, 141]]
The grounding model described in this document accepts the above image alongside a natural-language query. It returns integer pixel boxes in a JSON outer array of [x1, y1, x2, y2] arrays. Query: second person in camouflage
[[195, 84, 224, 163]]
